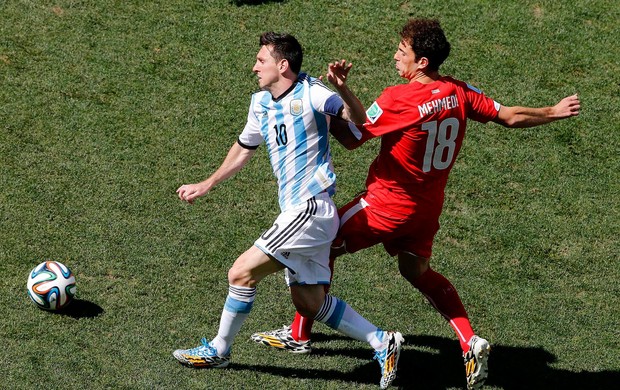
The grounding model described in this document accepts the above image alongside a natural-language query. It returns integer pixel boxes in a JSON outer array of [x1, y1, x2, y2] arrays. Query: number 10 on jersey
[[274, 124, 288, 146]]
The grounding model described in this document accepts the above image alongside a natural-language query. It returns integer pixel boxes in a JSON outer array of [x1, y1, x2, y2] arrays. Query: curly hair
[[259, 32, 303, 75], [399, 19, 451, 71]]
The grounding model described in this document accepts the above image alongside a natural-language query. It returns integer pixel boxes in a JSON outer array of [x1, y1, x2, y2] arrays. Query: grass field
[[1, 0, 618, 389]]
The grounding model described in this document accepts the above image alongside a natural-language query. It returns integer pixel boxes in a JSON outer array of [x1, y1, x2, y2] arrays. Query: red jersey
[[360, 76, 500, 215]]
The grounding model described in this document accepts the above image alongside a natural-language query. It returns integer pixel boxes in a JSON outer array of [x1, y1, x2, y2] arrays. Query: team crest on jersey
[[366, 101, 383, 124], [290, 99, 303, 116]]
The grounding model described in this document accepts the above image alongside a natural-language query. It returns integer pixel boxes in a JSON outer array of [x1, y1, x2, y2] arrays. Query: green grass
[[1, 0, 618, 389]]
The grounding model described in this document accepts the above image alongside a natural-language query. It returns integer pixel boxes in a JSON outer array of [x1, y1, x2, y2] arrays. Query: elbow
[[495, 106, 519, 128], [502, 118, 519, 128], [494, 116, 519, 128], [329, 117, 365, 150]]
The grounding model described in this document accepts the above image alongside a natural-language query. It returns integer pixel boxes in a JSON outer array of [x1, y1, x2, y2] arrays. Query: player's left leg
[[285, 251, 338, 347], [173, 246, 283, 368], [290, 284, 404, 389], [398, 253, 475, 350], [252, 193, 378, 351], [251, 281, 332, 355], [398, 252, 490, 389]]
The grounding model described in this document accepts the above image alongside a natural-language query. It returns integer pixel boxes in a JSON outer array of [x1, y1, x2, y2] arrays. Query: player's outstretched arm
[[177, 142, 256, 204], [494, 94, 580, 128], [326, 59, 367, 124]]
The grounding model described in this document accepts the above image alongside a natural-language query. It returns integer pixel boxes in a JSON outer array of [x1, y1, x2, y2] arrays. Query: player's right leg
[[173, 246, 283, 368]]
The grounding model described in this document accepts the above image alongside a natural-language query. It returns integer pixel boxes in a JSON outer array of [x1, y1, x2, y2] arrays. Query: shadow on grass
[[233, 334, 620, 389], [52, 299, 104, 319]]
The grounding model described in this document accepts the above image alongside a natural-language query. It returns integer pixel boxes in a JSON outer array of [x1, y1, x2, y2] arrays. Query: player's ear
[[417, 56, 429, 70], [278, 59, 289, 73]]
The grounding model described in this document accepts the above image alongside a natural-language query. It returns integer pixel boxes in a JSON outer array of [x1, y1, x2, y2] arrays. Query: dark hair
[[400, 19, 451, 71], [259, 32, 303, 74]]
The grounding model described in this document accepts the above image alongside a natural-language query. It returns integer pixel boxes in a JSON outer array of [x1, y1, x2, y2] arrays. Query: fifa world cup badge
[[366, 101, 383, 124], [290, 99, 303, 116]]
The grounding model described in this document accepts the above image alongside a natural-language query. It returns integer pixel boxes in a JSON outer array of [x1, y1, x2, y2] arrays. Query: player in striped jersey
[[172, 32, 403, 389]]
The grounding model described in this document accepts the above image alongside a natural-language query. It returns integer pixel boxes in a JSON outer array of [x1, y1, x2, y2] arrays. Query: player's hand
[[553, 94, 580, 118], [176, 183, 209, 204], [325, 59, 353, 89]]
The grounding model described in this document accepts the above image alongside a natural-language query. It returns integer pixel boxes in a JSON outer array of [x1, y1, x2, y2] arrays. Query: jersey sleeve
[[464, 83, 500, 123], [309, 78, 343, 116], [238, 94, 264, 149], [360, 87, 401, 139]]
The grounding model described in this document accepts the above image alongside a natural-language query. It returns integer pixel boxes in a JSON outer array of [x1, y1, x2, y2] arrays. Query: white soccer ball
[[27, 261, 76, 310]]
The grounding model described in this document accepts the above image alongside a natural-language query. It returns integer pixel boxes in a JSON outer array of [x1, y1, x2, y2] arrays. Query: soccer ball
[[27, 261, 76, 310]]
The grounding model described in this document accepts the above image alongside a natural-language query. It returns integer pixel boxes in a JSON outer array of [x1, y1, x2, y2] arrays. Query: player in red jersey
[[251, 19, 580, 389]]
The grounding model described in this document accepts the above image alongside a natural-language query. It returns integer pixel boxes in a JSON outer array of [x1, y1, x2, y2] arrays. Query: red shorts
[[334, 188, 441, 258]]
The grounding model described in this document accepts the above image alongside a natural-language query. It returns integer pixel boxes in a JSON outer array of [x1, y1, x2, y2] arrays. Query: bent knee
[[227, 264, 254, 287], [398, 251, 430, 284]]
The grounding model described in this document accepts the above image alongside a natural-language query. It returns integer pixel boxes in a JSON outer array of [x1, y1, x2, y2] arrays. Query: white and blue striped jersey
[[238, 73, 344, 211]]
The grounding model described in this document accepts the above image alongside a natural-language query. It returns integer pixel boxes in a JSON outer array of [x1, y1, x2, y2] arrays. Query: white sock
[[211, 285, 256, 356], [314, 294, 387, 350]]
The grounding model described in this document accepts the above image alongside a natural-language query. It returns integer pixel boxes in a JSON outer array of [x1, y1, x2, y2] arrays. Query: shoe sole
[[172, 351, 230, 368]]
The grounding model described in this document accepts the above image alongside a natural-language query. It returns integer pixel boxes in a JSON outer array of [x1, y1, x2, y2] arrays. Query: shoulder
[[299, 73, 333, 93], [252, 89, 271, 100], [383, 83, 406, 94], [442, 76, 485, 95], [249, 90, 271, 107], [381, 82, 425, 99], [374, 84, 408, 106]]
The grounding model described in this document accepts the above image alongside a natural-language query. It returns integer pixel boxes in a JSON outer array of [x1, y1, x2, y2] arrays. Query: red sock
[[290, 311, 313, 341], [290, 256, 336, 341], [412, 268, 475, 352]]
